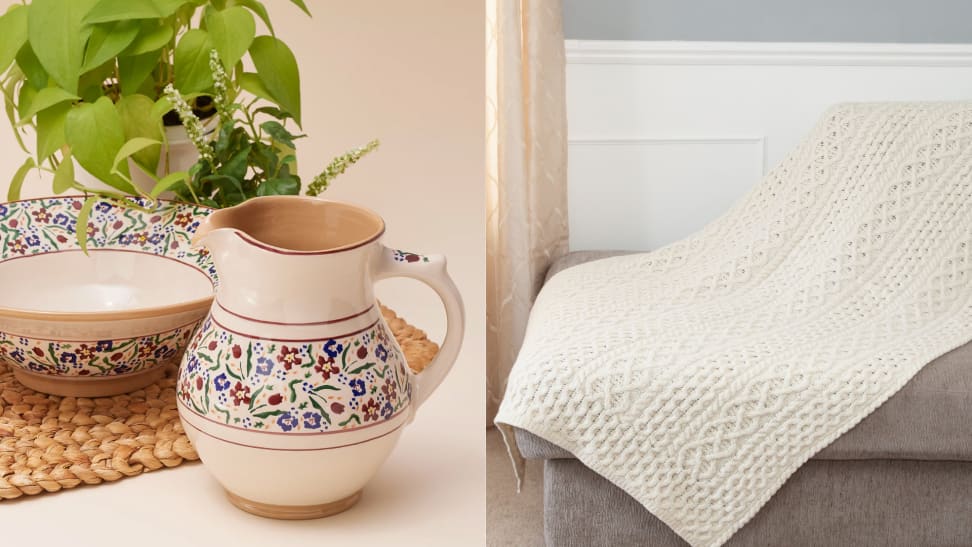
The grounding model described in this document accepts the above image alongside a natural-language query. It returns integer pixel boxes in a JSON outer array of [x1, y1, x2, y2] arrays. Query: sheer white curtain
[[485, 0, 569, 425]]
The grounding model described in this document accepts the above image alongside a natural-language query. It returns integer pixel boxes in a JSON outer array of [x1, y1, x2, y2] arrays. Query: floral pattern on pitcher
[[392, 249, 430, 263], [0, 325, 196, 376], [178, 317, 413, 433], [0, 196, 217, 282]]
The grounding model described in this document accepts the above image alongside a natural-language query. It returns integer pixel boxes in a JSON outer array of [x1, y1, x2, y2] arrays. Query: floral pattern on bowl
[[0, 323, 196, 376], [0, 196, 216, 279], [178, 316, 413, 433]]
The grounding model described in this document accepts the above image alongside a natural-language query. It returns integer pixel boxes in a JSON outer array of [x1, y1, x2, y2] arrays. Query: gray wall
[[564, 0, 972, 43]]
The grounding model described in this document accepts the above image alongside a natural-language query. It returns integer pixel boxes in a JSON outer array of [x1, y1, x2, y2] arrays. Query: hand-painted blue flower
[[255, 356, 274, 375], [277, 412, 298, 432], [0, 205, 8, 216], [53, 213, 70, 227], [25, 234, 40, 247], [148, 233, 163, 245], [375, 344, 389, 363], [349, 378, 366, 397], [113, 364, 132, 374], [95, 202, 111, 213], [10, 349, 25, 363], [302, 411, 322, 429], [60, 352, 77, 364], [154, 345, 176, 360], [96, 340, 113, 351], [381, 401, 394, 419], [214, 373, 231, 391], [323, 339, 343, 358], [185, 354, 200, 373]]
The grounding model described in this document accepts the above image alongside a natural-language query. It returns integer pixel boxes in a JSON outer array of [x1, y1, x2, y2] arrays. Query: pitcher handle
[[375, 246, 465, 411]]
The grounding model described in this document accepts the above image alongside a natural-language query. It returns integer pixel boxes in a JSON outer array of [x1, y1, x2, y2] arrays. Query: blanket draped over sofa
[[495, 102, 972, 547]]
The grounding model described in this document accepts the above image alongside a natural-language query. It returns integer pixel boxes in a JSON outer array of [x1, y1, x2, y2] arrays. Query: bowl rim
[[0, 195, 216, 322]]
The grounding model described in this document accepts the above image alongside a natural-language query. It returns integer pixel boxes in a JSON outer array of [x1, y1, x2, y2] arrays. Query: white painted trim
[[569, 136, 767, 173], [565, 40, 972, 67]]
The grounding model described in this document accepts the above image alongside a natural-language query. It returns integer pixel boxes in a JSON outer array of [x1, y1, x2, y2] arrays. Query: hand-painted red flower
[[32, 347, 44, 357], [138, 343, 157, 358], [150, 215, 162, 223], [268, 393, 283, 405], [361, 398, 380, 422], [180, 379, 191, 401], [32, 208, 51, 223], [75, 344, 95, 361], [230, 381, 251, 406], [7, 238, 26, 255], [278, 346, 302, 370], [207, 340, 218, 351], [112, 220, 123, 230], [110, 352, 123, 361], [231, 344, 242, 359], [7, 219, 16, 228], [86, 223, 98, 237], [356, 345, 368, 359], [381, 378, 397, 402], [330, 402, 345, 414], [56, 234, 67, 243], [175, 212, 193, 227], [134, 232, 149, 244], [314, 355, 339, 379]]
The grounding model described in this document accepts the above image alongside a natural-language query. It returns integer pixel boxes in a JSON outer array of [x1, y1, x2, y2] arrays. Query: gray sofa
[[514, 251, 972, 547]]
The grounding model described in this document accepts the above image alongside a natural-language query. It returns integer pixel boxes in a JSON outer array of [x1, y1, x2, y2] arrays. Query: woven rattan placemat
[[0, 305, 438, 500]]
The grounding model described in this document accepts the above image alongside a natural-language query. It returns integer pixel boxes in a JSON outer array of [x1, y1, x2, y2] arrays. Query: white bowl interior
[[0, 250, 213, 313]]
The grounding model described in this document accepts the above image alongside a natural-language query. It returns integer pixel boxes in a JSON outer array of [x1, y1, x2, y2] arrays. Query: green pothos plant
[[0, 0, 311, 201]]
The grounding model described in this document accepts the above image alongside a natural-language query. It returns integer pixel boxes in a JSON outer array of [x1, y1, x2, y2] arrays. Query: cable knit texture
[[495, 102, 972, 547]]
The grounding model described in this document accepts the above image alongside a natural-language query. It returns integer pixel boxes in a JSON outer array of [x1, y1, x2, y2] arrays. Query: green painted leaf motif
[[235, 0, 273, 35], [17, 87, 79, 125], [8, 156, 35, 201], [248, 36, 301, 125], [28, 0, 97, 93], [52, 151, 75, 193], [36, 101, 70, 160], [65, 97, 135, 192], [174, 29, 213, 93], [81, 20, 140, 72], [256, 176, 300, 197], [116, 94, 162, 170], [117, 51, 159, 95], [75, 195, 97, 254], [125, 22, 174, 55], [0, 5, 28, 75], [206, 6, 255, 70], [84, 0, 162, 24], [150, 0, 191, 17], [16, 44, 48, 91]]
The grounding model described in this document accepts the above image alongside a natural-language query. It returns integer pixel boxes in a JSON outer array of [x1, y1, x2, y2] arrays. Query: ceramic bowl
[[0, 196, 217, 397]]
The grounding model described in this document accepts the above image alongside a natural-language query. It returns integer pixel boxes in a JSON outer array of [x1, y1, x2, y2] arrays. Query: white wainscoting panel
[[568, 138, 763, 251], [566, 40, 972, 251]]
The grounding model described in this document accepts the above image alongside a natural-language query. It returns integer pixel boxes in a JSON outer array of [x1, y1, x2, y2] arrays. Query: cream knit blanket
[[495, 102, 972, 547]]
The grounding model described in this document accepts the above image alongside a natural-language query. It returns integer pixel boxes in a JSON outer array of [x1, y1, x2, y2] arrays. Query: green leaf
[[248, 36, 301, 125], [81, 20, 140, 72], [235, 0, 273, 35], [238, 71, 272, 103], [206, 7, 255, 70], [17, 87, 78, 124], [28, 0, 96, 93], [0, 5, 28, 75], [254, 105, 291, 120], [75, 195, 97, 254], [112, 137, 161, 174], [150, 171, 188, 197], [36, 101, 70, 160], [174, 29, 213, 94], [287, 0, 311, 16], [15, 84, 36, 121], [2, 74, 29, 154], [260, 120, 302, 148], [256, 176, 299, 196], [16, 44, 48, 91], [150, 0, 191, 17], [126, 22, 174, 55], [116, 94, 163, 170], [221, 144, 250, 182], [150, 96, 173, 121], [65, 97, 135, 193], [85, 0, 163, 23], [117, 51, 158, 95], [52, 151, 75, 193], [7, 156, 35, 201]]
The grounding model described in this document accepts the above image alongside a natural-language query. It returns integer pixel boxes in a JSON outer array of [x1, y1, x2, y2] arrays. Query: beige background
[[0, 1, 486, 545]]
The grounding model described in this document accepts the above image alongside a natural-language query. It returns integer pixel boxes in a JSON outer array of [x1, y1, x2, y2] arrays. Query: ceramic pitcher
[[176, 196, 464, 519]]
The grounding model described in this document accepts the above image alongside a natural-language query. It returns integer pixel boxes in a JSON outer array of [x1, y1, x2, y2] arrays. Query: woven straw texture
[[0, 305, 437, 500], [496, 103, 972, 546]]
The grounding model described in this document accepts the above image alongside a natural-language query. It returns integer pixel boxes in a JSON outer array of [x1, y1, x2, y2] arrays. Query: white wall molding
[[565, 39, 972, 251], [566, 40, 972, 66]]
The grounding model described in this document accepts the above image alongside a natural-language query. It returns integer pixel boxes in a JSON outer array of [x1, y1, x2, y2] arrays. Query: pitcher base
[[225, 489, 362, 520]]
